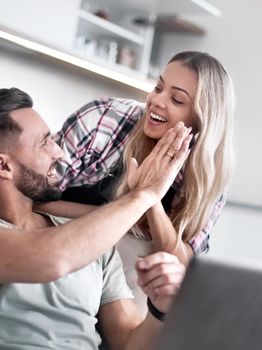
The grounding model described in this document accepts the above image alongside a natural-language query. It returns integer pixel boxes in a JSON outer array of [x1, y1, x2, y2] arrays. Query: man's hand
[[136, 252, 186, 313], [127, 122, 192, 201]]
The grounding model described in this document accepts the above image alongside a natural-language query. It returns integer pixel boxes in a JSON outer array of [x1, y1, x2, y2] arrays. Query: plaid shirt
[[55, 97, 226, 254]]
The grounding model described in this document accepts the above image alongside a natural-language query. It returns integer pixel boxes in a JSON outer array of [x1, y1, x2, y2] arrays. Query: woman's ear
[[0, 154, 14, 180]]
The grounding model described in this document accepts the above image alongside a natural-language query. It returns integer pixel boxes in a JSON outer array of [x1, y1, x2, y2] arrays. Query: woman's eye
[[172, 97, 183, 104], [154, 85, 161, 92]]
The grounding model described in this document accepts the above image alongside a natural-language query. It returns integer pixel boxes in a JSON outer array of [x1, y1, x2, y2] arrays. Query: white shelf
[[0, 0, 222, 92], [76, 0, 221, 79], [78, 10, 145, 46], [187, 0, 222, 17], [0, 26, 155, 93], [73, 46, 147, 79], [106, 0, 222, 17]]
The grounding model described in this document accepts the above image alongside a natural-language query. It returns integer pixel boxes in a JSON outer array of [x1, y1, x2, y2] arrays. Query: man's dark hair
[[0, 88, 33, 151]]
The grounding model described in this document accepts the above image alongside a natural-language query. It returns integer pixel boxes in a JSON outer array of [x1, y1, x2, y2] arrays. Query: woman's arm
[[33, 201, 97, 219], [127, 124, 193, 264], [146, 202, 193, 265], [146, 190, 227, 264]]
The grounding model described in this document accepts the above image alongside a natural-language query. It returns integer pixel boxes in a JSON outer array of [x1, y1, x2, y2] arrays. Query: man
[[0, 88, 190, 349]]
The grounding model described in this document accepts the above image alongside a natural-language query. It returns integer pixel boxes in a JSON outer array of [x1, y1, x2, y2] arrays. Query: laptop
[[153, 256, 262, 350]]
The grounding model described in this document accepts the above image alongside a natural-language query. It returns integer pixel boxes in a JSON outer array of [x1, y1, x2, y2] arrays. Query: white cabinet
[[74, 0, 156, 80], [73, 0, 221, 80], [0, 0, 221, 91], [0, 0, 79, 51]]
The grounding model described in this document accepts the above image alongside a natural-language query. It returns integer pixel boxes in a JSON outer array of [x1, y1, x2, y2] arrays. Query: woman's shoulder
[[101, 96, 145, 114], [75, 96, 143, 112], [80, 96, 144, 118], [58, 97, 145, 138]]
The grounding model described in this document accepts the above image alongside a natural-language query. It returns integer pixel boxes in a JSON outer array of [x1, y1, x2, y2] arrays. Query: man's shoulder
[[0, 218, 16, 229], [47, 214, 71, 226], [0, 214, 71, 230], [44, 214, 119, 265], [32, 211, 72, 227]]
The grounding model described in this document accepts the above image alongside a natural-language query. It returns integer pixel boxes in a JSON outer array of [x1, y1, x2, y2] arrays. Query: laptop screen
[[153, 257, 262, 350]]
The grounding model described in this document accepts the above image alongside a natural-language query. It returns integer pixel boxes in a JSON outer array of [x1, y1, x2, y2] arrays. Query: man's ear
[[0, 154, 14, 180]]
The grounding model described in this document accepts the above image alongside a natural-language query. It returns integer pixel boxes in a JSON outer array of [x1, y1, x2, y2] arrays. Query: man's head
[[0, 87, 30, 152], [0, 87, 63, 203]]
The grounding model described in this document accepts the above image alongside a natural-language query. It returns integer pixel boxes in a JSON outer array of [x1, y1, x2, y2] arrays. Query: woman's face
[[144, 60, 197, 140]]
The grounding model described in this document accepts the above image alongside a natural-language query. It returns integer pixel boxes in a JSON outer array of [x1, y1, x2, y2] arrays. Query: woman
[[36, 51, 235, 313], [39, 51, 235, 310]]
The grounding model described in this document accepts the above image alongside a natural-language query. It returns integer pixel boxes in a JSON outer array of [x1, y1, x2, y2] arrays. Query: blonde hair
[[116, 51, 236, 244]]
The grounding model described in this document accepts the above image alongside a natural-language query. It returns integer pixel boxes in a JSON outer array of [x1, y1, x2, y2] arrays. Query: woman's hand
[[127, 122, 192, 195]]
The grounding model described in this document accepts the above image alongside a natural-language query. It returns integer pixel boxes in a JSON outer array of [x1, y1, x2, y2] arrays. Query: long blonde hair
[[116, 51, 236, 243]]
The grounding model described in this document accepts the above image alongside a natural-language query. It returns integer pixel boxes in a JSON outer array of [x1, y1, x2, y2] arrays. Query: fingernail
[[138, 260, 147, 269], [175, 121, 184, 129]]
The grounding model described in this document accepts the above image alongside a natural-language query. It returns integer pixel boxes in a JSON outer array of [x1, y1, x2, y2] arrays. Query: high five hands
[[127, 121, 193, 202]]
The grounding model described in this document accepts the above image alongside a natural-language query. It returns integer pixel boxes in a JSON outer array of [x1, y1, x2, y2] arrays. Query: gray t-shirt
[[0, 215, 133, 349]]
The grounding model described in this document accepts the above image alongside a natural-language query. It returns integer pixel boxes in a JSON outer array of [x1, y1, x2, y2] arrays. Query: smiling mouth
[[150, 113, 167, 123], [47, 163, 57, 178]]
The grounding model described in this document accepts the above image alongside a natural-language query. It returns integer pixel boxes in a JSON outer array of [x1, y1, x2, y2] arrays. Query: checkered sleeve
[[55, 97, 143, 191], [55, 98, 109, 190], [187, 191, 227, 254]]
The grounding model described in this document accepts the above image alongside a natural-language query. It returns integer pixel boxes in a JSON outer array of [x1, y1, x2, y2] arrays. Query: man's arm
[[0, 190, 154, 283], [98, 252, 185, 350], [0, 127, 191, 283]]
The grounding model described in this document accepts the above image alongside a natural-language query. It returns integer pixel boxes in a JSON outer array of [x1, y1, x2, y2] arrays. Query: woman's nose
[[151, 92, 167, 109]]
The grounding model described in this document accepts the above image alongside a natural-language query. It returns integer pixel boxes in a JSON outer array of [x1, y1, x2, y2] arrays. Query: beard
[[15, 162, 62, 203]]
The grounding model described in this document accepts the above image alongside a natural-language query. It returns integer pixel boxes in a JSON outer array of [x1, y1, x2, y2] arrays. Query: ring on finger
[[169, 145, 180, 153], [165, 151, 174, 159]]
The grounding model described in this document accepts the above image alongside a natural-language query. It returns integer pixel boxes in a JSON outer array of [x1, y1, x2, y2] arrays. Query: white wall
[[0, 0, 80, 50], [208, 205, 262, 267]]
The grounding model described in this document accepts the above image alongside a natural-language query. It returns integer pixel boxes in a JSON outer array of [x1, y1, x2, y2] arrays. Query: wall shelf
[[0, 26, 155, 92], [0, 0, 222, 92], [78, 10, 145, 45]]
